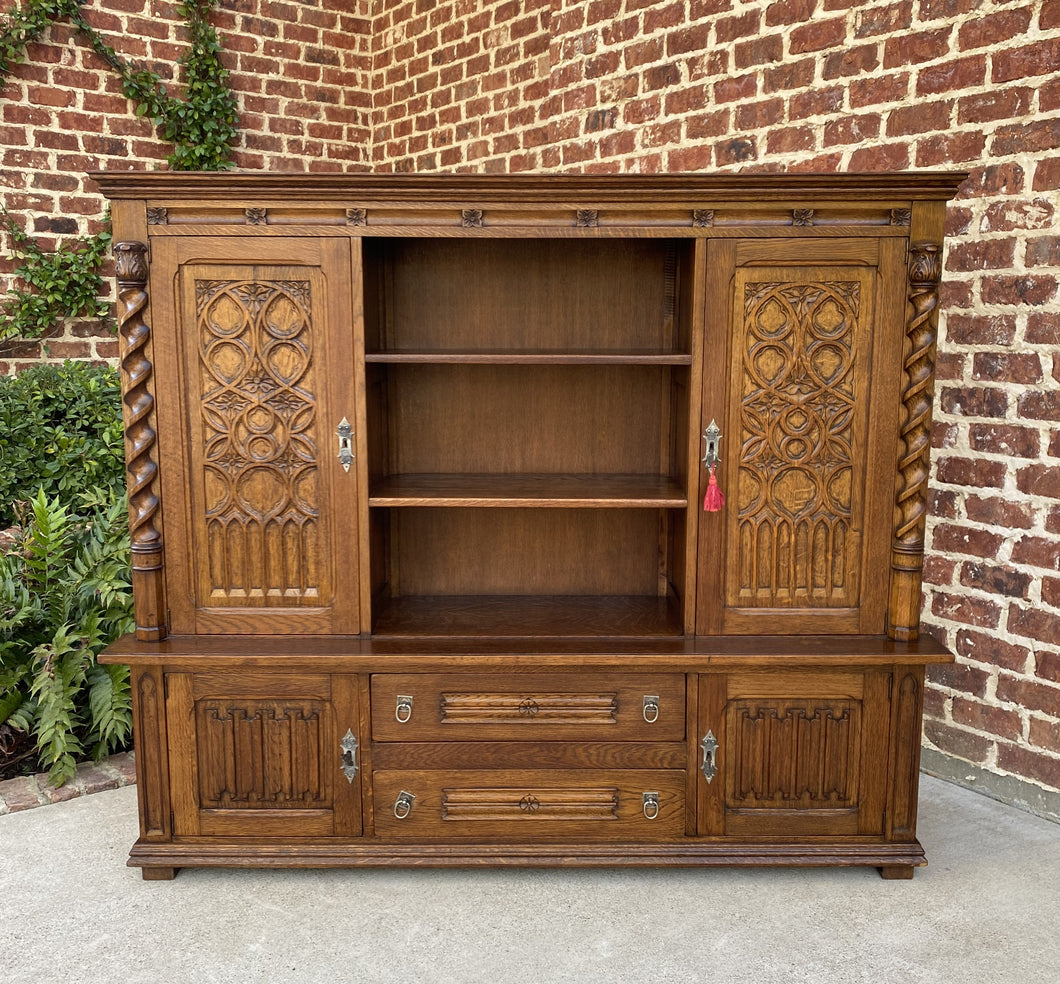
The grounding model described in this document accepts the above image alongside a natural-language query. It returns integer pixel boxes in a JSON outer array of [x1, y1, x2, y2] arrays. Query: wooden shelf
[[371, 595, 684, 638], [368, 474, 688, 508], [364, 350, 693, 365]]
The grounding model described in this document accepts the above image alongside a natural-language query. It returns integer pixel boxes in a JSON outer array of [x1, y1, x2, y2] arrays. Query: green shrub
[[0, 489, 134, 785], [0, 362, 133, 784], [0, 361, 125, 528]]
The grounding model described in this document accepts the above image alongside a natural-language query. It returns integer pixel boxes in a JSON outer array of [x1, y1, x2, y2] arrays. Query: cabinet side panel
[[132, 666, 171, 840], [889, 667, 925, 840]]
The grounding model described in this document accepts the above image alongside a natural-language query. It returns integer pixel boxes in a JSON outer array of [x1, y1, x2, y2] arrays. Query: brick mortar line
[[0, 751, 136, 817]]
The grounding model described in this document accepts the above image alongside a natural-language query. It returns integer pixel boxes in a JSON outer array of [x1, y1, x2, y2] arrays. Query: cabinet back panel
[[382, 365, 675, 475], [389, 507, 668, 596], [365, 239, 683, 353]]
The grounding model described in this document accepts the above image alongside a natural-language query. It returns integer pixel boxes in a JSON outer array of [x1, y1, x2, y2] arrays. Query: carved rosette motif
[[792, 208, 815, 226], [460, 208, 484, 228], [890, 208, 912, 227], [196, 700, 330, 808], [736, 279, 861, 607], [345, 208, 367, 226], [146, 207, 168, 226], [692, 209, 715, 227], [195, 277, 323, 605], [245, 208, 268, 225], [576, 208, 599, 228], [890, 241, 943, 639], [115, 241, 166, 639]]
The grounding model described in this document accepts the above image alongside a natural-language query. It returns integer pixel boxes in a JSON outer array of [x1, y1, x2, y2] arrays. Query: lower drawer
[[374, 769, 686, 840]]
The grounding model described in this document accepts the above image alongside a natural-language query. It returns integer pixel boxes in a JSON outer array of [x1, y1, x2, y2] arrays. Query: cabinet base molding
[[128, 839, 925, 877]]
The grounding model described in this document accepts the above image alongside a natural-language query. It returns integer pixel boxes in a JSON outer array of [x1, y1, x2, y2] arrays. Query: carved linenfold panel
[[727, 699, 861, 808], [438, 692, 619, 726], [195, 699, 330, 809], [733, 277, 865, 608], [195, 277, 325, 607], [441, 786, 620, 822]]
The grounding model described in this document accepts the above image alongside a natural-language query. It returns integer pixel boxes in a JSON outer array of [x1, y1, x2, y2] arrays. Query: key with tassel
[[702, 419, 725, 512]]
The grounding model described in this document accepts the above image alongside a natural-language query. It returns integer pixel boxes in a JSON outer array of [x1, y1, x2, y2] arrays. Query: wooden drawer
[[370, 673, 686, 742], [374, 769, 686, 840]]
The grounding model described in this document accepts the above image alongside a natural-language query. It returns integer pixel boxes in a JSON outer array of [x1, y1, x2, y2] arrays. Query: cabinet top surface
[[89, 170, 968, 202]]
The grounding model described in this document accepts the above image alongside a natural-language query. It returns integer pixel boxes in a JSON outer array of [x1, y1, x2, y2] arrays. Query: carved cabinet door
[[696, 671, 891, 838], [151, 238, 362, 634], [696, 237, 907, 635], [166, 672, 363, 838]]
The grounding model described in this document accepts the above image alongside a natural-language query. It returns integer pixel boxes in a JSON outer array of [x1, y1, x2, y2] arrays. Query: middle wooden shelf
[[367, 473, 689, 508]]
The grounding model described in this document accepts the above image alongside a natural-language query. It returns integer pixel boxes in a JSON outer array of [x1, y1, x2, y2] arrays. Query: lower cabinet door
[[166, 672, 363, 838], [374, 769, 686, 840], [697, 671, 890, 837]]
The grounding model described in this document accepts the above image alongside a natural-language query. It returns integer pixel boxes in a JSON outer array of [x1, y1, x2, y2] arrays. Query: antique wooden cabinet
[[94, 172, 962, 880]]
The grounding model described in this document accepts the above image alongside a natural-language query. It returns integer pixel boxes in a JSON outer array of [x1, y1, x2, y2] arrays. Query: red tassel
[[703, 463, 725, 512]]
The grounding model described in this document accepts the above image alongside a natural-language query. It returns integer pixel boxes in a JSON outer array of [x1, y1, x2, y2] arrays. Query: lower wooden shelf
[[370, 595, 684, 637]]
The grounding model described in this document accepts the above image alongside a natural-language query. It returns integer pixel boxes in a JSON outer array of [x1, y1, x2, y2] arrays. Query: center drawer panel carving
[[371, 673, 686, 741], [374, 769, 686, 839]]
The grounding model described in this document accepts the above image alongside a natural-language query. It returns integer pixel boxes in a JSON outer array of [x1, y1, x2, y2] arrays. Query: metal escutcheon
[[642, 791, 660, 820], [642, 695, 660, 724], [340, 728, 358, 783], [702, 419, 721, 467], [393, 790, 416, 820], [336, 417, 354, 472], [395, 695, 414, 723], [700, 730, 718, 784]]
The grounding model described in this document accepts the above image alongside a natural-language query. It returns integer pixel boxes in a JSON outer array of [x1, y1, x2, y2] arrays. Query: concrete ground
[[1, 774, 1057, 984]]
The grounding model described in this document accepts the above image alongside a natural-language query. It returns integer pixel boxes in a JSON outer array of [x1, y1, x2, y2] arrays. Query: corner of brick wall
[[2, 0, 1057, 806], [0, 0, 371, 375]]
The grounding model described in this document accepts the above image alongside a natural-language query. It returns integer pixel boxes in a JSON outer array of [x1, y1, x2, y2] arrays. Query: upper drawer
[[371, 673, 686, 742]]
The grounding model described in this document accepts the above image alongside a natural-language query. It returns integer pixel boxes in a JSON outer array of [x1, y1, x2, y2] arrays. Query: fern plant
[[0, 489, 134, 785]]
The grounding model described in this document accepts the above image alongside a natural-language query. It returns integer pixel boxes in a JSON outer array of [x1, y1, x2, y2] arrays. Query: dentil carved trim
[[115, 241, 166, 639]]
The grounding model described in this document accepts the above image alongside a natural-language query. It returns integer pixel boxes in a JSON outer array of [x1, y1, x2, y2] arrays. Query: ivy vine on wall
[[0, 0, 240, 342]]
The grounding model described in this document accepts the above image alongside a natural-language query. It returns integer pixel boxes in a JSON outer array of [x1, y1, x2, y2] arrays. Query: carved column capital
[[115, 241, 149, 286]]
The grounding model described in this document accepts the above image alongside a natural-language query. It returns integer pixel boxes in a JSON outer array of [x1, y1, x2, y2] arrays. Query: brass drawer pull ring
[[393, 790, 416, 820]]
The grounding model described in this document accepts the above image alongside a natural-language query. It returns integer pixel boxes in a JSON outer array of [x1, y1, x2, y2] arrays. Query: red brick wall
[[1, 0, 1058, 806], [0, 0, 371, 369]]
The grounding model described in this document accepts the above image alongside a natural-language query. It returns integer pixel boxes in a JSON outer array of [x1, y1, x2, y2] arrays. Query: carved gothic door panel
[[166, 672, 363, 838], [697, 238, 906, 635], [151, 238, 361, 634], [696, 671, 890, 838]]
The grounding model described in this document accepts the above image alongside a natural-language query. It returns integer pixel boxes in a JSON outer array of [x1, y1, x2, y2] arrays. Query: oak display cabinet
[[94, 172, 962, 880]]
